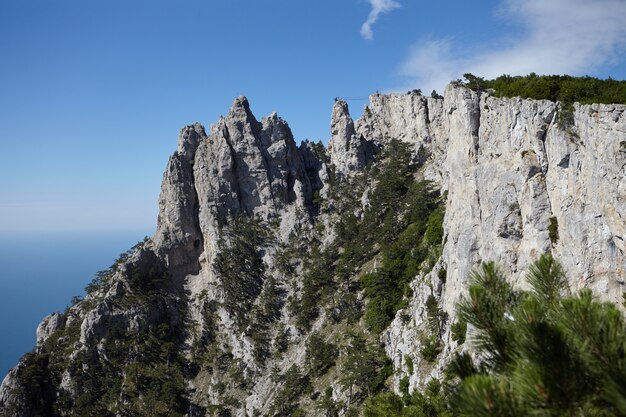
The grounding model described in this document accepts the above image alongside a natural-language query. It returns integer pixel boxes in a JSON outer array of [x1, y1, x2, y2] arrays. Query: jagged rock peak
[[331, 99, 355, 140], [232, 95, 250, 110], [329, 99, 375, 176], [226, 95, 259, 126], [177, 122, 207, 160]]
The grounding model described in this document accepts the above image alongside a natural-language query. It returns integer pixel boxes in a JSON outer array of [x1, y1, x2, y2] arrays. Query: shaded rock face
[[1, 87, 624, 416], [154, 123, 205, 276]]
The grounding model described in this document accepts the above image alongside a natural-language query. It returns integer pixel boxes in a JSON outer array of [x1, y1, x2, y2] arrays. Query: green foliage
[[431, 90, 443, 99], [450, 320, 467, 345], [457, 262, 518, 372], [293, 241, 335, 330], [424, 208, 445, 247], [452, 253, 626, 416], [289, 139, 443, 334], [215, 215, 269, 329], [336, 140, 419, 271], [419, 334, 442, 363], [548, 215, 559, 245], [368, 254, 626, 417], [419, 295, 446, 362], [462, 73, 626, 105], [9, 291, 193, 417], [364, 392, 404, 417], [445, 352, 479, 380], [269, 365, 309, 417], [425, 295, 447, 335], [405, 355, 414, 375], [127, 261, 168, 293], [305, 332, 338, 377], [364, 379, 452, 417], [525, 252, 567, 304], [399, 376, 410, 397], [247, 276, 286, 363], [85, 268, 114, 294], [340, 333, 392, 403], [437, 267, 447, 284], [556, 104, 576, 130], [316, 387, 343, 417], [12, 351, 54, 415], [360, 168, 444, 334], [463, 73, 488, 92]]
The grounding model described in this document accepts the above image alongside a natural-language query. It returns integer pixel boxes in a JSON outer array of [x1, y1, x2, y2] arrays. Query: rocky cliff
[[1, 84, 624, 417]]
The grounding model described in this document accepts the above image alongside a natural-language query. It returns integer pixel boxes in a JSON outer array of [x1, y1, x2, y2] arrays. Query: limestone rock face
[[381, 85, 626, 391], [35, 313, 66, 346], [356, 92, 432, 144], [154, 123, 205, 274], [355, 92, 449, 183], [191, 97, 317, 263], [298, 140, 330, 197], [328, 99, 375, 176]]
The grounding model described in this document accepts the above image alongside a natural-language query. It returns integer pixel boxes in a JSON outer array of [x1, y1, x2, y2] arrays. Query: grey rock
[[328, 100, 375, 176], [35, 312, 65, 346], [153, 123, 205, 276]]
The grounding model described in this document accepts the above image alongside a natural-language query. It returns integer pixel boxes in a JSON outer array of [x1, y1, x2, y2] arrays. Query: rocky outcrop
[[35, 313, 65, 346], [194, 97, 313, 222], [154, 123, 205, 276], [328, 99, 375, 176]]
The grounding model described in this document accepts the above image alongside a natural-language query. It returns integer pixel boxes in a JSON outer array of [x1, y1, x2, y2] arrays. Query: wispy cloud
[[360, 0, 401, 40], [398, 0, 626, 93]]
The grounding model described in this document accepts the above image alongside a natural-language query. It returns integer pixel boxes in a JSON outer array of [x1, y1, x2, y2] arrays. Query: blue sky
[[1, 0, 625, 234]]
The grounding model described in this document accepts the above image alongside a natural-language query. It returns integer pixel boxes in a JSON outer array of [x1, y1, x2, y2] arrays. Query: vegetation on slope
[[364, 254, 626, 417], [6, 248, 192, 416], [461, 73, 626, 106]]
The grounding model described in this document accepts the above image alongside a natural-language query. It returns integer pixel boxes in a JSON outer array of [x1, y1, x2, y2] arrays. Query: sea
[[0, 230, 151, 378]]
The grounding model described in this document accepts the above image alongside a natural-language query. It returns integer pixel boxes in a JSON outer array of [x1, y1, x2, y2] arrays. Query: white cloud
[[398, 0, 626, 93], [361, 0, 401, 40]]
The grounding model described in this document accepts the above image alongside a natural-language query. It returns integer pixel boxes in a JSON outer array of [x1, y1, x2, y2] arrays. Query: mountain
[[1, 81, 625, 417]]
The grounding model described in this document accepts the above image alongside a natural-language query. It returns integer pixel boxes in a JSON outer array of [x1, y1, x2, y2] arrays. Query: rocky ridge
[[1, 84, 624, 417]]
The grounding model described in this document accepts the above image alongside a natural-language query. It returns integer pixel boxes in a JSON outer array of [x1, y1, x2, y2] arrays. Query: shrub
[[316, 387, 342, 417], [405, 355, 414, 375], [340, 333, 392, 401], [420, 334, 442, 362], [268, 365, 309, 417], [399, 376, 410, 397], [548, 216, 559, 244], [451, 319, 467, 345], [431, 90, 443, 99]]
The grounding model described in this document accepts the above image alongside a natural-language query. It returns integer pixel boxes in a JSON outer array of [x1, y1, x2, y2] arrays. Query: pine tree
[[453, 254, 626, 416]]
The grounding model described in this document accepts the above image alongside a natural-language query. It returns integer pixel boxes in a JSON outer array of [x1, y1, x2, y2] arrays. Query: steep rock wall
[[379, 85, 626, 392]]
